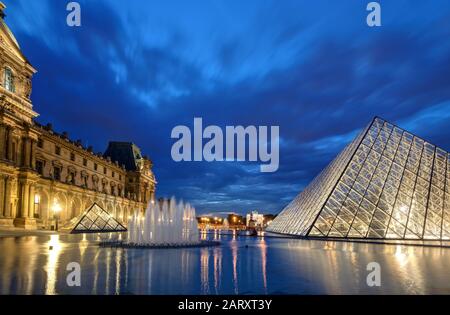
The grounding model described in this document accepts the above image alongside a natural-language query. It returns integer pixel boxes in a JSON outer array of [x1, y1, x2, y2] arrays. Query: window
[[37, 139, 44, 149], [69, 171, 76, 184], [54, 167, 61, 181], [104, 167, 107, 175], [119, 174, 122, 180], [112, 171, 115, 178], [55, 146, 61, 155], [94, 163, 98, 171], [4, 68, 15, 93], [82, 175, 88, 188], [70, 153, 75, 161], [83, 158, 87, 167], [34, 194, 40, 219], [36, 160, 44, 175]]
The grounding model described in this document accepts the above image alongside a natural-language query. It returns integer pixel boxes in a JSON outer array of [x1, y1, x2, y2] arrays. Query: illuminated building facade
[[246, 211, 264, 228], [268, 117, 450, 241], [0, 3, 155, 230]]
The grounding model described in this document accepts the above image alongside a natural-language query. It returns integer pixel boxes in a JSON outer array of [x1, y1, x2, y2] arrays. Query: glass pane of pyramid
[[69, 203, 127, 234], [267, 117, 450, 241]]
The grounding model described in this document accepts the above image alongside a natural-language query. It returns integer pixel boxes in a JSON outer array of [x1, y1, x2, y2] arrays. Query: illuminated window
[[34, 195, 40, 219], [4, 68, 15, 93]]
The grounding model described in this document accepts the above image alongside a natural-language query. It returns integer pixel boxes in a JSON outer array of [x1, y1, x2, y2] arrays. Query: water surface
[[0, 233, 449, 294]]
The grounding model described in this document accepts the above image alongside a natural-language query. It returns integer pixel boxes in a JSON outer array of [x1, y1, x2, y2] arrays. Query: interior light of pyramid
[[267, 117, 450, 240]]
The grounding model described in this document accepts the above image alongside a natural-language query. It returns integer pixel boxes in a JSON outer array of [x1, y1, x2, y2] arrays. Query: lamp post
[[52, 202, 62, 231]]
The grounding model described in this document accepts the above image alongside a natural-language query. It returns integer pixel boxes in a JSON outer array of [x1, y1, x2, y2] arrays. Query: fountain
[[100, 197, 219, 249]]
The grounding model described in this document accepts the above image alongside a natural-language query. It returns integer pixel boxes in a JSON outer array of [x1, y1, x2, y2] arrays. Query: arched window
[[4, 68, 15, 93]]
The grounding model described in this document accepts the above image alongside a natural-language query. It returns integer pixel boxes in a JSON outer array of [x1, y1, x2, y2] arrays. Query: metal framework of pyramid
[[267, 117, 450, 240], [67, 203, 127, 234]]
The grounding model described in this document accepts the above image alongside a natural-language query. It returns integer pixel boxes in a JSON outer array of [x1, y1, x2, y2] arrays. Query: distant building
[[0, 3, 156, 230], [227, 214, 245, 227], [246, 211, 264, 229]]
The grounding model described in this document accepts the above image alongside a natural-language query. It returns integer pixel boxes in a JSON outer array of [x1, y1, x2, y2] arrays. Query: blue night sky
[[3, 0, 450, 215]]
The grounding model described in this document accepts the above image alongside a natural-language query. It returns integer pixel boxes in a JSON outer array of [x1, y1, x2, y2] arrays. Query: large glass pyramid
[[267, 117, 450, 240], [66, 203, 127, 234]]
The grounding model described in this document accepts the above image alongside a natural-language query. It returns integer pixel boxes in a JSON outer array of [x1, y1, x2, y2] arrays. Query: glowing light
[[52, 202, 62, 213]]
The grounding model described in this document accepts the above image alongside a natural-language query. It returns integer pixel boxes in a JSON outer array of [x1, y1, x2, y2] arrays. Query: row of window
[[35, 160, 124, 196], [37, 139, 122, 180]]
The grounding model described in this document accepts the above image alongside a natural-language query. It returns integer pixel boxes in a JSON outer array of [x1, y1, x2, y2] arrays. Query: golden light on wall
[[52, 201, 62, 214]]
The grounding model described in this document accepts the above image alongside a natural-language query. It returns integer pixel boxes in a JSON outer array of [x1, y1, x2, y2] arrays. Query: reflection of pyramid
[[267, 117, 450, 240], [67, 203, 127, 234]]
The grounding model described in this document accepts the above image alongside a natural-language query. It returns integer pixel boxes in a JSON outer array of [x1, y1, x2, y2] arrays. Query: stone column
[[21, 137, 32, 168], [0, 125, 7, 160], [0, 175, 4, 217], [30, 139, 36, 169], [6, 127, 13, 161], [3, 177, 12, 218], [22, 137, 28, 167], [28, 185, 35, 218]]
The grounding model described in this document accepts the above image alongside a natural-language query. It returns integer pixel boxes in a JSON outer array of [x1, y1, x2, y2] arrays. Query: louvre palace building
[[0, 3, 156, 230]]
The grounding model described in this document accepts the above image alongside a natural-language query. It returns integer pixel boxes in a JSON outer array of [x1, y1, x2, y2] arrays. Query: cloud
[[5, 0, 450, 214]]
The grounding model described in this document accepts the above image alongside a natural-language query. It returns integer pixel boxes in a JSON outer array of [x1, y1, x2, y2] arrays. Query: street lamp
[[52, 202, 62, 231]]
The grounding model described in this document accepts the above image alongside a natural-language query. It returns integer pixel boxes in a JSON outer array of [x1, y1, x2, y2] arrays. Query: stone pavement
[[0, 227, 61, 238]]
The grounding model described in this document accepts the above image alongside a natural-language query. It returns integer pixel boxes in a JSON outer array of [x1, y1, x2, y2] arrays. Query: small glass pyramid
[[69, 203, 127, 234]]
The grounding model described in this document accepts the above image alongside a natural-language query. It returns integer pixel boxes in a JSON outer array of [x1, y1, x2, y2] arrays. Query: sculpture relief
[[24, 76, 32, 99]]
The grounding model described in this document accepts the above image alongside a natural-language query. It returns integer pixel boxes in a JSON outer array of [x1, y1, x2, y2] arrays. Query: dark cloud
[[5, 0, 450, 215]]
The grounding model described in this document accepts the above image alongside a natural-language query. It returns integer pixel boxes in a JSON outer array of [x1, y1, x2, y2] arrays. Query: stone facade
[[0, 3, 156, 230]]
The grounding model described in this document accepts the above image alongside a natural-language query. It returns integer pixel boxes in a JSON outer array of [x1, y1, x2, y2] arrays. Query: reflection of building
[[246, 211, 264, 229], [268, 117, 450, 241], [0, 4, 155, 230]]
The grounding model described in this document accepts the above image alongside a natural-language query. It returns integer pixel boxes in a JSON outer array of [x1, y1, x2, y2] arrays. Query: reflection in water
[[200, 248, 210, 294], [231, 239, 239, 294], [213, 247, 222, 294], [0, 234, 449, 294], [45, 235, 63, 295], [115, 249, 122, 295], [259, 239, 267, 293]]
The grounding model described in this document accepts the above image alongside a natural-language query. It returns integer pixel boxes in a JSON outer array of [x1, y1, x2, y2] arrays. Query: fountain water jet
[[100, 198, 219, 249], [128, 197, 199, 246]]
